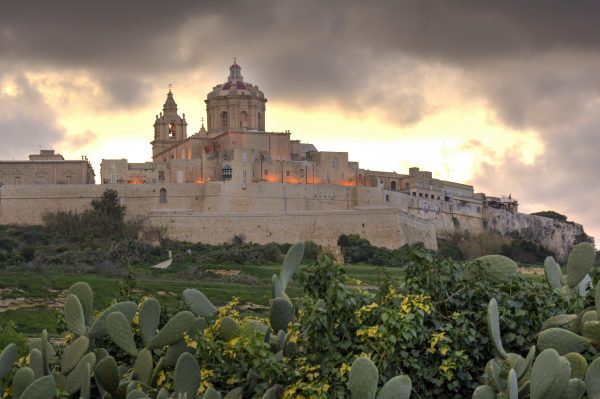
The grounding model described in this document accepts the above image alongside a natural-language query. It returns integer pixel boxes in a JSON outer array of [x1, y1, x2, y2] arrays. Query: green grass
[[0, 262, 402, 335]]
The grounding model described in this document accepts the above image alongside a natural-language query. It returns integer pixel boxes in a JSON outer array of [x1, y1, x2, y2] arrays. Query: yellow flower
[[339, 362, 351, 376], [183, 332, 198, 349], [156, 370, 166, 386]]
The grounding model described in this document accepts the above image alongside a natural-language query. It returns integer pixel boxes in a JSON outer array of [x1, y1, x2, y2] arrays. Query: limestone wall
[[146, 208, 437, 249], [484, 208, 588, 262], [0, 182, 585, 259]]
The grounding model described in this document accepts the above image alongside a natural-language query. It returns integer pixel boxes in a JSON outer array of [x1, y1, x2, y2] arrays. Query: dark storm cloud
[[2, 0, 600, 232], [0, 74, 66, 160]]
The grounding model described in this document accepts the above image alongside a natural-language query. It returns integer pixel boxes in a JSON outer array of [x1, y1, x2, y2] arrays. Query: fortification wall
[[146, 208, 437, 249], [484, 208, 588, 262], [0, 182, 584, 258]]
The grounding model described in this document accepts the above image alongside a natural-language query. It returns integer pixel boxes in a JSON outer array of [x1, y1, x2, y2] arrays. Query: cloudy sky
[[1, 1, 599, 240]]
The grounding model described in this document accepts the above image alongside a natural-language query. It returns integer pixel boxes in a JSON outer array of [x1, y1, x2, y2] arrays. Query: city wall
[[146, 208, 436, 249], [0, 182, 584, 259], [0, 182, 436, 249]]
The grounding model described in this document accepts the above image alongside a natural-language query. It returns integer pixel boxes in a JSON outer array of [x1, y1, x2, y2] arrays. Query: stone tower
[[151, 89, 188, 158], [205, 60, 267, 134]]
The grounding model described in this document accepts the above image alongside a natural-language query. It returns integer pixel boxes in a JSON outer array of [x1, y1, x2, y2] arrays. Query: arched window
[[240, 111, 248, 128], [221, 111, 228, 128], [159, 188, 167, 203], [391, 181, 397, 191], [222, 165, 232, 180], [258, 112, 263, 130], [169, 122, 176, 138]]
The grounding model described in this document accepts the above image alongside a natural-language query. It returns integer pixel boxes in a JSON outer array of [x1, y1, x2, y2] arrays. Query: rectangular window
[[243, 170, 247, 178], [300, 169, 305, 178], [286, 170, 291, 176], [242, 152, 247, 162], [111, 174, 117, 183], [158, 171, 164, 182], [14, 176, 20, 185], [264, 169, 268, 175], [66, 176, 72, 184]]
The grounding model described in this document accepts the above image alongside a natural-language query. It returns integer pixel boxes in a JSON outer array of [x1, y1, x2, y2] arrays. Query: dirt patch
[[0, 289, 66, 313], [206, 269, 241, 277], [518, 267, 544, 276], [238, 303, 269, 312]]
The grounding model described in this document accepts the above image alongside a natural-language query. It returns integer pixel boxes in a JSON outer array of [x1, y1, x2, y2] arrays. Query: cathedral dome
[[208, 60, 264, 98], [205, 60, 267, 133]]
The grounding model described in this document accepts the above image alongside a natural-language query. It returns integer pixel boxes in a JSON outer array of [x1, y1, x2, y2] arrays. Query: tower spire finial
[[168, 83, 172, 93]]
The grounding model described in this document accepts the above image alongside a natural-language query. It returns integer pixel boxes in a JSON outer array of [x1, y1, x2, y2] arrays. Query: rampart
[[0, 182, 585, 258]]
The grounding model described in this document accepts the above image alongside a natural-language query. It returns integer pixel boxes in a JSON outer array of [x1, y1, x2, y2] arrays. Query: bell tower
[[151, 88, 188, 159]]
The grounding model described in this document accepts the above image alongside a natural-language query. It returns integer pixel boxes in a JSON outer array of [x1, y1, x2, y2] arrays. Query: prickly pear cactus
[[348, 357, 379, 399], [377, 375, 412, 399], [0, 343, 17, 379], [269, 297, 295, 333], [183, 288, 217, 317], [487, 298, 507, 359], [475, 254, 517, 284], [537, 328, 591, 355], [566, 242, 596, 288]]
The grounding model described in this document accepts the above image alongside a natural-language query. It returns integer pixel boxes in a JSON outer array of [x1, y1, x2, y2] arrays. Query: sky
[[0, 1, 599, 241]]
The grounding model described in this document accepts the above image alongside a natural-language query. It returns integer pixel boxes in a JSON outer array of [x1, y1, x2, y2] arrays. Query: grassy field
[[0, 262, 403, 335]]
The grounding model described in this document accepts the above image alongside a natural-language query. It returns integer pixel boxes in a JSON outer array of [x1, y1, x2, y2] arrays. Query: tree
[[531, 210, 568, 222]]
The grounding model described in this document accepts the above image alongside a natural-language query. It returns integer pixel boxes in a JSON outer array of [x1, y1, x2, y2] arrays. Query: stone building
[[0, 150, 95, 185], [102, 61, 360, 188]]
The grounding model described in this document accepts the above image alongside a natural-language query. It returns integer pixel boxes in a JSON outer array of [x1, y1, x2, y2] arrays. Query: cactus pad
[[223, 387, 243, 399], [132, 348, 153, 385], [64, 293, 86, 336], [565, 352, 588, 380], [487, 298, 508, 359], [182, 288, 217, 317], [95, 356, 120, 394], [139, 297, 161, 346], [220, 316, 241, 341], [377, 374, 412, 399], [61, 335, 89, 375], [174, 352, 200, 398], [270, 297, 295, 333], [472, 385, 496, 399], [348, 357, 379, 399], [11, 367, 34, 399], [106, 311, 138, 356], [89, 301, 137, 338], [530, 349, 568, 399], [537, 328, 591, 355], [65, 351, 96, 395], [67, 282, 94, 326], [566, 242, 596, 288], [148, 311, 196, 349], [0, 343, 17, 380], [280, 241, 304, 290], [18, 374, 55, 399], [563, 378, 586, 399], [475, 255, 518, 284], [586, 357, 600, 398], [204, 387, 223, 399], [542, 314, 578, 331], [544, 256, 564, 290]]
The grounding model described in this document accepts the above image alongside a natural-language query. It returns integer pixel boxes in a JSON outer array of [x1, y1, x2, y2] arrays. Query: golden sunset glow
[[1, 1, 598, 240]]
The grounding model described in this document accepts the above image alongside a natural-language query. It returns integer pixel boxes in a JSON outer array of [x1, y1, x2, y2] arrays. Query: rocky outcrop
[[484, 208, 591, 262]]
